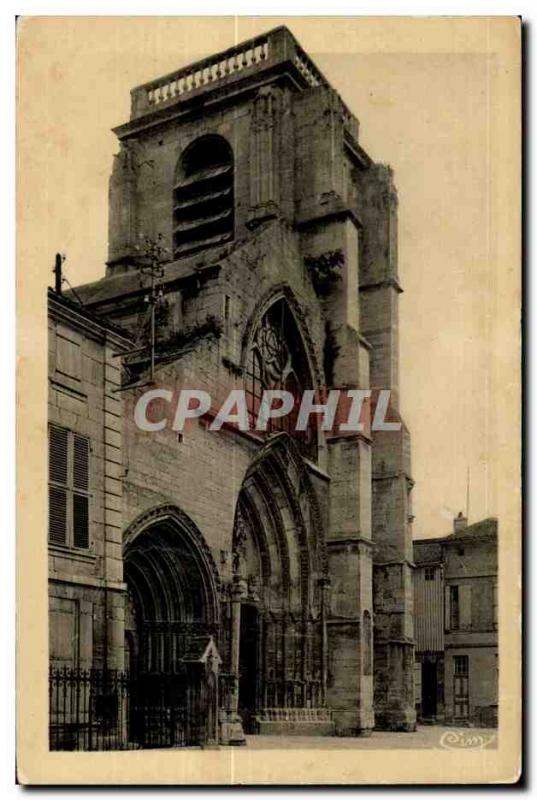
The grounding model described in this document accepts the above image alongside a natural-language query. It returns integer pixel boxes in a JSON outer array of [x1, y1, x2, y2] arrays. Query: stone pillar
[[325, 437, 374, 736], [221, 576, 247, 745], [357, 163, 416, 731], [371, 428, 416, 731], [256, 612, 265, 712], [319, 577, 330, 704], [107, 142, 139, 275], [103, 341, 127, 672], [230, 578, 247, 711], [247, 86, 282, 229]]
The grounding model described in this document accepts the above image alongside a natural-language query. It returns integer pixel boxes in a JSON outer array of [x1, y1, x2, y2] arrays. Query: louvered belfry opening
[[173, 135, 234, 259]]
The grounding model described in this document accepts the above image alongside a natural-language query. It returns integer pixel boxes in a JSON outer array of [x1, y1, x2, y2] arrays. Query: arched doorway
[[228, 434, 331, 735], [123, 505, 220, 746]]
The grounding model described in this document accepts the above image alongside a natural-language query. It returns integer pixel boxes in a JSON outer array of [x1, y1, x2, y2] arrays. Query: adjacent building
[[48, 289, 133, 749], [413, 515, 498, 727], [48, 288, 131, 674]]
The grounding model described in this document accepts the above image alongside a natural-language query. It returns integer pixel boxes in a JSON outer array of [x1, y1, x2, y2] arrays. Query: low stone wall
[[255, 708, 335, 737]]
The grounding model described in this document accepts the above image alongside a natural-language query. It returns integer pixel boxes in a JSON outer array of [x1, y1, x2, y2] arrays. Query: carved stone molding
[[240, 283, 324, 392], [123, 503, 222, 617]]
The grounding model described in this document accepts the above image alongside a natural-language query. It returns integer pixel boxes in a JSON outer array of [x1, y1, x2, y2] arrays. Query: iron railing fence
[[49, 667, 207, 751], [49, 667, 134, 751]]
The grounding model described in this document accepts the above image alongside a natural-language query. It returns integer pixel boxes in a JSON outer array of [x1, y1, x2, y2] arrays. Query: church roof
[[67, 217, 277, 309]]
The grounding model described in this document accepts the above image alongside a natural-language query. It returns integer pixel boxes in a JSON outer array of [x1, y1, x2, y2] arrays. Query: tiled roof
[[445, 517, 498, 542], [413, 517, 498, 559]]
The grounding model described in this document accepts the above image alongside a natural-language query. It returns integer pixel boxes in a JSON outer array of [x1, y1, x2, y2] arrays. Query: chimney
[[453, 511, 467, 533]]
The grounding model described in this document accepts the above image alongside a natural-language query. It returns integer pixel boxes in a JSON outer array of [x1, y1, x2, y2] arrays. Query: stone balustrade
[[293, 44, 322, 88], [131, 34, 270, 118], [129, 26, 357, 133]]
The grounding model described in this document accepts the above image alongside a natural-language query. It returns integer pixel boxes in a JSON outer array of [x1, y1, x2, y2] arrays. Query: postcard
[[16, 16, 521, 784]]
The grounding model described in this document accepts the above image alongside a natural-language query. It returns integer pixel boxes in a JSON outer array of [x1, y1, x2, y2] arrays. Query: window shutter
[[460, 585, 472, 629], [73, 494, 89, 549], [56, 333, 81, 380], [444, 585, 451, 631], [49, 487, 67, 545], [73, 435, 89, 491], [49, 426, 68, 484]]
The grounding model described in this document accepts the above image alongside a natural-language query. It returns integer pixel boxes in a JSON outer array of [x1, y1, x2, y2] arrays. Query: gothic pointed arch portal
[[124, 505, 220, 673], [229, 434, 332, 734], [123, 505, 221, 746]]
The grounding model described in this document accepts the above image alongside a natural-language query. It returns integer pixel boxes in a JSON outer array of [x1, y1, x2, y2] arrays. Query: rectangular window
[[424, 566, 435, 581], [459, 584, 472, 629], [454, 655, 469, 676], [49, 487, 67, 545], [492, 580, 498, 630], [453, 655, 470, 718], [450, 585, 460, 630], [48, 425, 91, 549], [56, 331, 82, 381]]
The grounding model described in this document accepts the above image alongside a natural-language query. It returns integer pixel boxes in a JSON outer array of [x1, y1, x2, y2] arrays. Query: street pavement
[[242, 726, 498, 750]]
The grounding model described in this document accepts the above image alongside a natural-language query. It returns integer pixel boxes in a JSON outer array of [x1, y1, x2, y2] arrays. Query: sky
[[24, 16, 506, 538]]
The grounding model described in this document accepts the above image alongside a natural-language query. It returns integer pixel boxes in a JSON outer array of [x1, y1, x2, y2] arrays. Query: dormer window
[[173, 135, 234, 259]]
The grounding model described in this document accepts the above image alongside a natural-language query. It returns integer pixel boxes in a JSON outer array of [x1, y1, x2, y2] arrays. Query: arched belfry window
[[245, 299, 317, 461], [173, 135, 234, 259]]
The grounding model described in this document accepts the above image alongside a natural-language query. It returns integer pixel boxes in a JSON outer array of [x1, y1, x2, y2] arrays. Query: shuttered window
[[49, 487, 67, 545], [73, 435, 89, 491], [449, 585, 460, 630], [48, 425, 91, 549], [459, 584, 472, 630], [49, 425, 68, 484], [73, 494, 89, 549]]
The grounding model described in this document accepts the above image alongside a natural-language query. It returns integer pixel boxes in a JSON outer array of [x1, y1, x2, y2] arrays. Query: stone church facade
[[48, 26, 415, 746]]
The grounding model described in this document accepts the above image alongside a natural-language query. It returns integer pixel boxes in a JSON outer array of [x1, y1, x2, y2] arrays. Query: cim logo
[[439, 731, 497, 751]]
